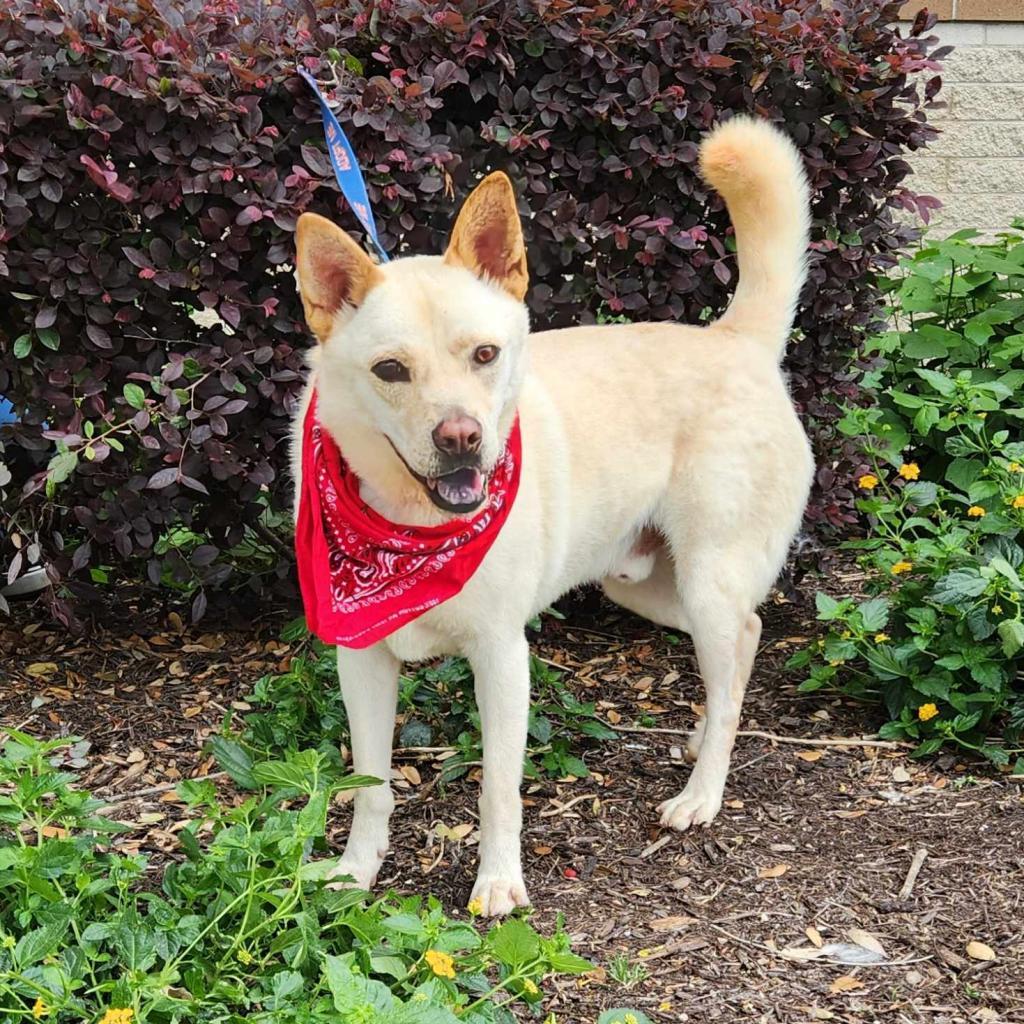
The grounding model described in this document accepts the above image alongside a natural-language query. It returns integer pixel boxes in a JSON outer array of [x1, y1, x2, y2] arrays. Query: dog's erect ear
[[295, 213, 382, 342], [444, 172, 528, 302]]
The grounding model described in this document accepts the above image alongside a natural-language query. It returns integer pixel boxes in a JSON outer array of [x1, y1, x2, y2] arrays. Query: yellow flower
[[967, 505, 986, 517], [236, 947, 253, 965], [874, 633, 890, 644], [32, 999, 48, 1020], [977, 412, 987, 419], [98, 1011, 135, 1024], [523, 979, 539, 996], [624, 1016, 638, 1024], [890, 561, 913, 575], [659, 1003, 673, 1013], [424, 949, 456, 979], [1010, 462, 1023, 473], [467, 898, 484, 916], [993, 605, 1003, 615], [857, 473, 879, 490], [898, 462, 920, 480], [918, 703, 939, 722], [1013, 495, 1024, 509]]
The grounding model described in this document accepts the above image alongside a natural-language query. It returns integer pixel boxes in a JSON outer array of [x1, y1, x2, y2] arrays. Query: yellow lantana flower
[[967, 506, 986, 517], [1013, 495, 1024, 509], [874, 633, 890, 644], [523, 979, 539, 996], [98, 1010, 134, 1024], [424, 949, 456, 979], [467, 897, 484, 916], [918, 703, 939, 722], [32, 999, 48, 1020], [891, 561, 913, 575], [858, 474, 879, 490], [898, 463, 920, 480], [1010, 462, 1023, 473]]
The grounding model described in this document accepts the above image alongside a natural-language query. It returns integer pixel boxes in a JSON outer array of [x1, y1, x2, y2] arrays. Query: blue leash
[[297, 67, 390, 264]]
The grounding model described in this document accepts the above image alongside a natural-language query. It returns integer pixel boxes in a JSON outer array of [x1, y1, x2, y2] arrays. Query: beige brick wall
[[910, 21, 1024, 235]]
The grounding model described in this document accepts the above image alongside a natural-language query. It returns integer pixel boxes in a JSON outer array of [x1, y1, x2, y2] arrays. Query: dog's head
[[295, 173, 529, 517]]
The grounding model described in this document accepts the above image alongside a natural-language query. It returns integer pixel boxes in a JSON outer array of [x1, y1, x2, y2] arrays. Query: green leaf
[[123, 383, 147, 409], [209, 736, 256, 789], [14, 919, 67, 967], [37, 328, 60, 351], [113, 921, 157, 971], [546, 950, 593, 973], [915, 368, 957, 397], [931, 570, 989, 606], [489, 918, 540, 968], [268, 970, 304, 1009], [814, 592, 844, 621], [251, 758, 313, 792], [998, 619, 1024, 658], [13, 333, 32, 358], [323, 953, 395, 1014], [858, 597, 889, 632], [599, 1011, 654, 1024], [47, 450, 79, 485]]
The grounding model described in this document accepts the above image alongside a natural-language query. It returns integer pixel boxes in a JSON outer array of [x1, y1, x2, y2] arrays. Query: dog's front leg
[[467, 631, 531, 916], [329, 642, 400, 890]]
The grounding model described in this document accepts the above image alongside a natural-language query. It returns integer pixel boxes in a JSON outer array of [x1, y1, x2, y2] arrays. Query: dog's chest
[[382, 612, 459, 663]]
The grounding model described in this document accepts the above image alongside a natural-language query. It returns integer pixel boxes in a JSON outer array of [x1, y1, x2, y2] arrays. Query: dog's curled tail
[[699, 116, 810, 356]]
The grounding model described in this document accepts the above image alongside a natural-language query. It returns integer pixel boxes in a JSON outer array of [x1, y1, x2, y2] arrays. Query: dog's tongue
[[435, 467, 485, 508]]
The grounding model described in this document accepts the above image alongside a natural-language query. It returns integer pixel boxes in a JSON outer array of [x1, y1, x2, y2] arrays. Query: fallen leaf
[[829, 975, 863, 994], [41, 825, 69, 839], [650, 915, 697, 932], [399, 765, 421, 785], [892, 765, 911, 783], [966, 941, 996, 962], [796, 750, 824, 762], [807, 926, 824, 948], [847, 928, 886, 958], [758, 863, 790, 879], [725, 799, 745, 809], [533, 845, 553, 855], [26, 662, 59, 678]]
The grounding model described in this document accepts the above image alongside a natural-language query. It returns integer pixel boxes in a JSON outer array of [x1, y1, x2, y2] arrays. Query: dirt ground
[[3, 585, 1023, 1024]]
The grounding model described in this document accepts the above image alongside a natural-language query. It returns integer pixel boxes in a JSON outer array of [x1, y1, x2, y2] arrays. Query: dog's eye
[[372, 359, 410, 383], [473, 345, 500, 366]]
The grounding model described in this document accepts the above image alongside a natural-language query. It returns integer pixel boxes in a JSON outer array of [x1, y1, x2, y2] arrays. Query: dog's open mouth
[[387, 438, 488, 514], [424, 466, 487, 514]]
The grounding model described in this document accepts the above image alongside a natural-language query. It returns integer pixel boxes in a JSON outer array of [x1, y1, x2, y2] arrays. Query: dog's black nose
[[432, 415, 482, 456]]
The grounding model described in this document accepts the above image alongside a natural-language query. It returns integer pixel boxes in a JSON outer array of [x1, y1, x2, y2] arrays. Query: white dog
[[291, 116, 813, 915]]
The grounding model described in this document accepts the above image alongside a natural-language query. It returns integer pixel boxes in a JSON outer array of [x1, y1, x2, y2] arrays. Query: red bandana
[[295, 392, 522, 649]]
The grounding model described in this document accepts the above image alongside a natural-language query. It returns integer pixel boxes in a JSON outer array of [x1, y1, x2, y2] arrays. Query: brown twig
[[96, 771, 227, 808], [614, 724, 910, 750], [898, 847, 929, 900]]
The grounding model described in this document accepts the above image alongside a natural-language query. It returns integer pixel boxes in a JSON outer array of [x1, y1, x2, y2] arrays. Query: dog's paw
[[325, 855, 382, 892], [469, 874, 530, 917], [657, 784, 722, 832]]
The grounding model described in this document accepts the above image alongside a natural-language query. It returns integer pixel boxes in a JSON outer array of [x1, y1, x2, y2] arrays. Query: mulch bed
[[3, 584, 1023, 1024]]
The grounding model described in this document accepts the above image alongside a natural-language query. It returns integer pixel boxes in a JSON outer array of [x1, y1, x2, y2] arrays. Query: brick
[[986, 23, 1024, 44], [899, 0, 953, 17], [941, 45, 1024, 81], [947, 157, 1024, 191], [926, 191, 1022, 233], [906, 156, 950, 193], [930, 21, 987, 45], [958, 0, 1024, 20], [947, 83, 1024, 120], [926, 121, 1024, 157]]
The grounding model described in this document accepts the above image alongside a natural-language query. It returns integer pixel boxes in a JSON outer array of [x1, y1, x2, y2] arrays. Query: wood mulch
[[3, 582, 1023, 1024]]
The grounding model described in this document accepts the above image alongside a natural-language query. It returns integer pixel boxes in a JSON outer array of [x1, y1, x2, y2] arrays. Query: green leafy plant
[[792, 227, 1024, 770], [0, 730, 631, 1022], [238, 619, 618, 783]]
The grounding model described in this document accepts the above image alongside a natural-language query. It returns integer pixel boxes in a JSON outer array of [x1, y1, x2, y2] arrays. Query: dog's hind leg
[[658, 576, 761, 832], [328, 643, 401, 890]]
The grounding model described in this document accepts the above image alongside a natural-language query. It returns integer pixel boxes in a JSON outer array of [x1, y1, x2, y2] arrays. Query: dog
[[290, 116, 813, 916]]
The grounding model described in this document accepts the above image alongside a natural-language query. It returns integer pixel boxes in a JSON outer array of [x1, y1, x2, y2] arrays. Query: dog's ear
[[444, 172, 528, 301], [295, 213, 382, 342]]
